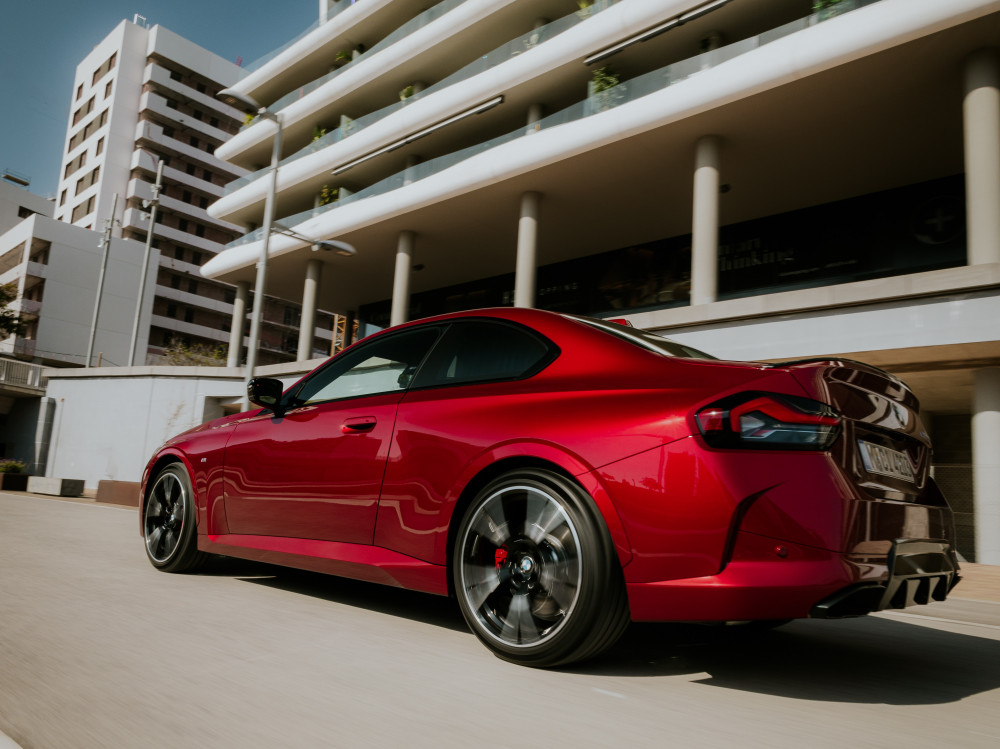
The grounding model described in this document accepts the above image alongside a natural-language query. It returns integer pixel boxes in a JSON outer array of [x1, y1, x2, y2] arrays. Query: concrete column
[[226, 280, 250, 367], [973, 367, 1000, 564], [963, 49, 1000, 266], [691, 135, 722, 306], [297, 258, 322, 362], [514, 191, 541, 308], [390, 231, 415, 326]]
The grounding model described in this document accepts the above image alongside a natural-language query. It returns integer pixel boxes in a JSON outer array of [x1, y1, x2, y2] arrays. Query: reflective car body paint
[[139, 307, 958, 620]]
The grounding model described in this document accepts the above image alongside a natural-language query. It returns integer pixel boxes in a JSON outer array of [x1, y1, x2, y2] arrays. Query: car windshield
[[567, 315, 716, 360]]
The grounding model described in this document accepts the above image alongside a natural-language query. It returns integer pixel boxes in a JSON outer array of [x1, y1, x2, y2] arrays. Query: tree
[[161, 336, 228, 367], [0, 283, 25, 338]]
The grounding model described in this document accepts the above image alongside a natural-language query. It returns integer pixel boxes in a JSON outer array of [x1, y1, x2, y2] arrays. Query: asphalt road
[[2, 492, 999, 749]]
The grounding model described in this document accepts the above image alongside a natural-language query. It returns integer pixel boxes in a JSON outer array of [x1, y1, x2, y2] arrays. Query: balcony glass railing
[[243, 0, 360, 73], [225, 0, 618, 194], [224, 0, 878, 250], [240, 0, 467, 133]]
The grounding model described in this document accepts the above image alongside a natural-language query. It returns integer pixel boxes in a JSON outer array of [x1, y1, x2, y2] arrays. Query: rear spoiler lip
[[763, 357, 899, 379], [763, 357, 918, 407]]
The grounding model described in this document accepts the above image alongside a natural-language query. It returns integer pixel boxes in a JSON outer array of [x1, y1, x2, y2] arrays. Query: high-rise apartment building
[[202, 0, 1000, 561], [53, 18, 337, 365]]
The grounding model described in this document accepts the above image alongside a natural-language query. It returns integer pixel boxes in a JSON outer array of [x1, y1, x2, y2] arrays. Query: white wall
[[41, 359, 313, 489], [0, 180, 53, 235], [653, 289, 1000, 362]]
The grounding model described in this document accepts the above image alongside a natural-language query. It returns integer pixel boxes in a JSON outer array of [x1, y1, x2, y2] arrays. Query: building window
[[193, 110, 203, 121], [199, 197, 208, 209], [166, 304, 178, 318], [224, 290, 235, 304], [209, 117, 218, 128], [76, 83, 84, 100], [162, 125, 174, 138], [170, 69, 182, 81], [191, 251, 202, 265], [98, 110, 107, 127], [59, 190, 67, 207], [201, 168, 212, 181], [196, 82, 206, 94], [170, 275, 181, 289], [104, 80, 113, 99], [17, 206, 36, 219], [175, 247, 185, 261], [166, 98, 179, 110], [184, 309, 195, 323], [187, 279, 198, 294], [75, 165, 100, 196], [182, 190, 192, 204], [195, 224, 205, 238], [64, 151, 87, 178], [178, 219, 188, 232], [186, 163, 196, 175], [95, 137, 105, 156], [189, 136, 199, 148], [70, 196, 95, 223]]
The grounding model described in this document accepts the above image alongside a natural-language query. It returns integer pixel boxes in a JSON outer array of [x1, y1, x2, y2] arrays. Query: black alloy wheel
[[143, 464, 207, 573], [454, 468, 629, 667]]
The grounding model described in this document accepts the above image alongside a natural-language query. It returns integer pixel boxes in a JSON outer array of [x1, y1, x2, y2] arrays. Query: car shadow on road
[[568, 615, 1000, 704], [197, 556, 469, 633], [193, 557, 999, 705]]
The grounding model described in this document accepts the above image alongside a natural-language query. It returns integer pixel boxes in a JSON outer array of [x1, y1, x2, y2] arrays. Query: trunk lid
[[772, 358, 931, 500]]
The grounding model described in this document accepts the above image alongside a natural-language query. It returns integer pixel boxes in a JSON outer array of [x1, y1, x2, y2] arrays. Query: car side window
[[412, 320, 555, 389], [289, 327, 441, 406]]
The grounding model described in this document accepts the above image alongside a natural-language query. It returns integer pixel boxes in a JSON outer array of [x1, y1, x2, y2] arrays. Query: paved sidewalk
[[952, 562, 1000, 604]]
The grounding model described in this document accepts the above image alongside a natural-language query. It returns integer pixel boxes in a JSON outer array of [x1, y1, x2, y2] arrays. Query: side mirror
[[247, 377, 285, 414]]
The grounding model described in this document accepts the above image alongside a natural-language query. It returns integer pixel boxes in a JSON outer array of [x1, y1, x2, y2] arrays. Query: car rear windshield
[[567, 315, 716, 360]]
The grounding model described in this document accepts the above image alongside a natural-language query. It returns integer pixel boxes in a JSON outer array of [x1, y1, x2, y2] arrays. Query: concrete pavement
[[2, 491, 999, 748]]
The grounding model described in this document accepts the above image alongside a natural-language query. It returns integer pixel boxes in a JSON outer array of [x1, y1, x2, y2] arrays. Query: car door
[[223, 326, 441, 544]]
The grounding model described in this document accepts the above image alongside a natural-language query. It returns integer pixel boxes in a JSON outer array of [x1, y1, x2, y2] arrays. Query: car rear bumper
[[626, 532, 961, 622]]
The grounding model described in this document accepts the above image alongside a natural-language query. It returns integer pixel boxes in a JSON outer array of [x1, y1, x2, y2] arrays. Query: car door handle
[[341, 416, 377, 434]]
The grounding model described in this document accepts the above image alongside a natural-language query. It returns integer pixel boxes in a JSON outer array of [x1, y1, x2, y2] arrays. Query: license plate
[[857, 441, 915, 483]]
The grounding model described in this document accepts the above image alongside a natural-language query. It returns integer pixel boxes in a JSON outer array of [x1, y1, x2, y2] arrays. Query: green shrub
[[0, 459, 27, 474]]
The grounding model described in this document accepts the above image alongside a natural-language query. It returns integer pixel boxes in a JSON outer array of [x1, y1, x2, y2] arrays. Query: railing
[[224, 0, 879, 250], [243, 0, 361, 73], [0, 357, 45, 390], [226, 0, 618, 193]]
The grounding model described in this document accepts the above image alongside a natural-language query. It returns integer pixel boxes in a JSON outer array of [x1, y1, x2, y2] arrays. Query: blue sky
[[0, 0, 317, 198]]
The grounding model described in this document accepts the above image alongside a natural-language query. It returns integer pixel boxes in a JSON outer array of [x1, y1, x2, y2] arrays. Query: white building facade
[[201, 0, 1000, 562], [52, 19, 338, 366]]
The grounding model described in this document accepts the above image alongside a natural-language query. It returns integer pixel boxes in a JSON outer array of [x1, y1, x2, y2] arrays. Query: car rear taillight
[[695, 392, 841, 450]]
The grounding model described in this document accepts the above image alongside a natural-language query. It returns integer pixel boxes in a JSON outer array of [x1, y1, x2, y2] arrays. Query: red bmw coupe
[[140, 307, 959, 667]]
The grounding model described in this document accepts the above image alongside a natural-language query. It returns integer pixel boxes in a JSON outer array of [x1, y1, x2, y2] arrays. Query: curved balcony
[[203, 0, 974, 299], [215, 0, 574, 168]]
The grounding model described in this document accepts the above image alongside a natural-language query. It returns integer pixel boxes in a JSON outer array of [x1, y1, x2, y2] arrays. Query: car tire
[[143, 464, 207, 573], [453, 468, 629, 668]]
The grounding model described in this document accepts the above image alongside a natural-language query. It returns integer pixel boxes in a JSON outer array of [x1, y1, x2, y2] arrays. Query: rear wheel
[[453, 468, 629, 667], [143, 464, 207, 573]]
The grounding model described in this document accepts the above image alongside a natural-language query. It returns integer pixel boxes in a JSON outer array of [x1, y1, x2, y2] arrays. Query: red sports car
[[140, 307, 960, 667]]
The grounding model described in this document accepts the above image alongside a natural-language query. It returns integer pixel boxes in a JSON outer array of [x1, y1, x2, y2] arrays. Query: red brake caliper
[[494, 548, 508, 570]]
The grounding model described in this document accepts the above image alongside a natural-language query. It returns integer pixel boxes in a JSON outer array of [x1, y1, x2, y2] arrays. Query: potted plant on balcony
[[0, 459, 29, 492], [399, 84, 416, 101], [587, 66, 625, 113], [813, 0, 857, 22]]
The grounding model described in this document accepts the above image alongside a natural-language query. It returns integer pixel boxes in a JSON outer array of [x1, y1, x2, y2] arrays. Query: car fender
[[440, 439, 633, 568]]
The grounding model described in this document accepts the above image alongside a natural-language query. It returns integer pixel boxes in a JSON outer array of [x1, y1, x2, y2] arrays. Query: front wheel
[[143, 464, 207, 573], [453, 468, 629, 667]]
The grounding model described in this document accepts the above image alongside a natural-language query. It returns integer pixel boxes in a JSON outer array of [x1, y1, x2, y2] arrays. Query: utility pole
[[86, 193, 119, 368], [128, 160, 163, 366]]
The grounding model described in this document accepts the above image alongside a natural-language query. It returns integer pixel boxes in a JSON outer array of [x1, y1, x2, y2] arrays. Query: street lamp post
[[216, 88, 357, 410], [217, 88, 283, 410]]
